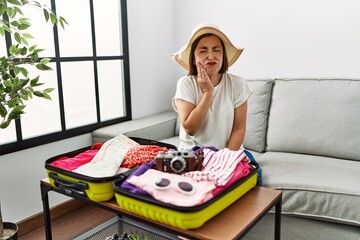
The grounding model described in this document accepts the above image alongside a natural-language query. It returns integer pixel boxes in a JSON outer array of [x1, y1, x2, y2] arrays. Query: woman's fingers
[[197, 62, 208, 82]]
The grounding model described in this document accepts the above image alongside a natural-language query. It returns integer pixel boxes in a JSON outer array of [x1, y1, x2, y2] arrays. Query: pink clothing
[[212, 160, 252, 196], [183, 148, 250, 186], [50, 150, 99, 171], [127, 169, 216, 207]]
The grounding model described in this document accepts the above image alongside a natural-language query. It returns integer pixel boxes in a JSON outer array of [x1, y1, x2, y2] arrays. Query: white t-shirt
[[172, 73, 252, 150]]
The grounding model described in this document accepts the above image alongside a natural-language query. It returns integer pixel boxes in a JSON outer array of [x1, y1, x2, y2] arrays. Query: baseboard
[[16, 199, 86, 237]]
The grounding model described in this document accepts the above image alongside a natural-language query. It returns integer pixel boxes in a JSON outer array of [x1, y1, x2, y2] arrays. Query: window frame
[[0, 0, 131, 155]]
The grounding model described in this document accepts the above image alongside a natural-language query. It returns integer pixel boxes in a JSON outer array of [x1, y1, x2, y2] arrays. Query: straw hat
[[172, 23, 244, 71]]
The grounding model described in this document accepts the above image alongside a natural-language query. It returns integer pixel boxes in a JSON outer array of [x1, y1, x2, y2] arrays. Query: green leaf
[[31, 53, 38, 62], [7, 0, 22, 6], [9, 108, 25, 120], [12, 76, 21, 89], [59, 16, 69, 29], [13, 105, 26, 112], [0, 4, 7, 16], [19, 67, 28, 77], [18, 17, 30, 22], [20, 92, 29, 100], [59, 16, 69, 25], [13, 6, 23, 15], [50, 13, 57, 25], [33, 48, 45, 54], [29, 45, 37, 52], [33, 91, 43, 97], [43, 88, 54, 94], [20, 46, 27, 55], [21, 78, 29, 87], [42, 92, 51, 100], [10, 20, 19, 27], [30, 76, 40, 86], [43, 8, 49, 22], [40, 58, 51, 64], [22, 33, 34, 39], [59, 20, 64, 29], [18, 23, 30, 30], [0, 120, 11, 129], [14, 32, 21, 43], [14, 66, 21, 74], [6, 8, 15, 18], [20, 36, 28, 45], [8, 98, 18, 108], [36, 63, 52, 71], [9, 45, 18, 54], [1, 24, 12, 33], [0, 103, 7, 118], [3, 80, 13, 88]]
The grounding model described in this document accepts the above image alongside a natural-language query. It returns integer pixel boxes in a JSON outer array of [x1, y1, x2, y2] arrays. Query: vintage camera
[[154, 150, 201, 174]]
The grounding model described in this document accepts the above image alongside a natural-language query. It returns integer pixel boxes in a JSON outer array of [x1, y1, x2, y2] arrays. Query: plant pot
[[0, 222, 18, 240]]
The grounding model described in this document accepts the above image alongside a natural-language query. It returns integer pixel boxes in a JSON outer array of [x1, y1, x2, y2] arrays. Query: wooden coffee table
[[41, 179, 282, 240]]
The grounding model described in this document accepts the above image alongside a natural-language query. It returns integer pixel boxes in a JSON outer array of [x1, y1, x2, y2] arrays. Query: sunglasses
[[153, 177, 196, 195]]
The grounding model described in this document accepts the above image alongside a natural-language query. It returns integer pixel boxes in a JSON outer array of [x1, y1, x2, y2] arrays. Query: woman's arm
[[227, 101, 248, 150], [175, 91, 212, 136], [175, 63, 214, 136]]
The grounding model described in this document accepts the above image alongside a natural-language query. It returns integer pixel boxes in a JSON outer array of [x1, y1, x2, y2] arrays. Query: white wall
[[1, 0, 360, 224], [127, 0, 176, 119], [0, 134, 92, 223], [173, 0, 360, 79]]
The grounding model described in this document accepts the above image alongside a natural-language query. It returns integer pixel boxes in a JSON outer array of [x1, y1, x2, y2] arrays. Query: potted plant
[[0, 0, 67, 238], [0, 201, 18, 240], [0, 0, 67, 129]]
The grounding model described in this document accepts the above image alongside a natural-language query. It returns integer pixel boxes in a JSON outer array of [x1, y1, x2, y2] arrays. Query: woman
[[172, 23, 252, 150]]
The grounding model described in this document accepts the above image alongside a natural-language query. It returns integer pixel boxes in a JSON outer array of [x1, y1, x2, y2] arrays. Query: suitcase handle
[[49, 172, 89, 197]]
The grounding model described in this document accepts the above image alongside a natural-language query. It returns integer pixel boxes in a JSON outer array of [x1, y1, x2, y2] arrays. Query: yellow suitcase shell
[[45, 138, 177, 202], [114, 164, 258, 229]]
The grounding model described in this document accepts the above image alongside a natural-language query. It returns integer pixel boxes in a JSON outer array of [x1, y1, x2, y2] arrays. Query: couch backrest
[[266, 78, 360, 161]]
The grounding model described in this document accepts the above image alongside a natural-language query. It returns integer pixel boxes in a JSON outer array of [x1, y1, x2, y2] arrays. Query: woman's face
[[193, 35, 224, 76]]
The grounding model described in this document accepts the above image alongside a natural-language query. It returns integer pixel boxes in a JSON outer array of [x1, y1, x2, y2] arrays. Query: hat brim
[[172, 25, 244, 71]]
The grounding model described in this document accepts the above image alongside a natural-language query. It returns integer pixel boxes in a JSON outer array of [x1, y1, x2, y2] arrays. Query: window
[[0, 0, 131, 155]]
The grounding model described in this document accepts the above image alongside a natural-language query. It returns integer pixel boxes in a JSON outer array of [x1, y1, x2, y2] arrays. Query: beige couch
[[92, 78, 360, 240]]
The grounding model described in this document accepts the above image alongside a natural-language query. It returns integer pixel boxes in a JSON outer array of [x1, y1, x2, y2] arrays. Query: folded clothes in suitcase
[[113, 160, 259, 229], [45, 137, 177, 202]]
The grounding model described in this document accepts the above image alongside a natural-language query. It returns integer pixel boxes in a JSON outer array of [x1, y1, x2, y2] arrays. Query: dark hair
[[188, 33, 228, 76]]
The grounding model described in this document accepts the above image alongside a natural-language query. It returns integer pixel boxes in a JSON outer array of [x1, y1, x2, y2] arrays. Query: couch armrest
[[92, 110, 178, 143]]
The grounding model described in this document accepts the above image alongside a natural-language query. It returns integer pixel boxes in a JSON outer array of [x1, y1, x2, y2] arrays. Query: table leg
[[274, 196, 282, 240], [41, 182, 52, 240]]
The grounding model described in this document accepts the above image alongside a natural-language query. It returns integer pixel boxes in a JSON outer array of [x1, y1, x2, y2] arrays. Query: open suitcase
[[113, 160, 259, 229], [45, 137, 177, 202]]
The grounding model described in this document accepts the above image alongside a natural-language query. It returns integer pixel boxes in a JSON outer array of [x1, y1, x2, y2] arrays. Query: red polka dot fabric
[[121, 145, 169, 168]]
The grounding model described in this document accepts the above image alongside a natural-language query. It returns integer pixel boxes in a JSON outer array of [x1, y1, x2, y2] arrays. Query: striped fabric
[[183, 148, 250, 186]]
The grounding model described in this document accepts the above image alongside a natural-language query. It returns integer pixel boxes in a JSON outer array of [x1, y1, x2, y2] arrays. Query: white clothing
[[172, 73, 252, 150], [74, 134, 139, 177]]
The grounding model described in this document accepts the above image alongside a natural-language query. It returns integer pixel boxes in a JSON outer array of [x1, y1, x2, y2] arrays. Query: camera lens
[[172, 160, 182, 170], [170, 156, 186, 173]]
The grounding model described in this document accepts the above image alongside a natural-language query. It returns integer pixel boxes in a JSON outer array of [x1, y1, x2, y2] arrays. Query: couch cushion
[[243, 79, 274, 152], [267, 78, 360, 161], [257, 152, 360, 226]]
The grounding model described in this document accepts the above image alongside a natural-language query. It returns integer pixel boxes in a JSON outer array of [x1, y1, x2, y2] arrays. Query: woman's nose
[[207, 52, 214, 60]]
